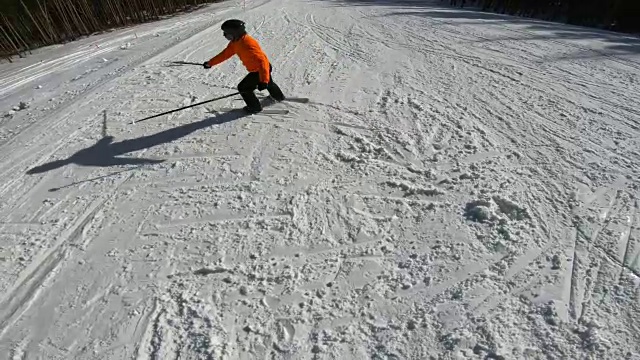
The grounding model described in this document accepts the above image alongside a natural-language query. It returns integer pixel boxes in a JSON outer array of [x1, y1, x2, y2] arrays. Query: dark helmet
[[221, 19, 245, 32]]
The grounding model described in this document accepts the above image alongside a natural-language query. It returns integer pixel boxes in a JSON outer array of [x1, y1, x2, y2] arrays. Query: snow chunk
[[551, 254, 563, 270], [335, 151, 363, 163], [385, 180, 445, 196], [193, 266, 228, 276], [11, 102, 29, 112], [465, 196, 530, 224], [466, 205, 492, 223], [465, 199, 494, 222], [492, 195, 530, 220]]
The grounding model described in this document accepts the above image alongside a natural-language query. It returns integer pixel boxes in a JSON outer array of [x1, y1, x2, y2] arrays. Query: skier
[[203, 19, 286, 114]]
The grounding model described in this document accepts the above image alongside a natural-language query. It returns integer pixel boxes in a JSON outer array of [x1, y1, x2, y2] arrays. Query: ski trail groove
[[620, 199, 639, 279], [568, 226, 581, 320], [1, 0, 639, 357], [0, 195, 108, 338], [0, 171, 131, 340]]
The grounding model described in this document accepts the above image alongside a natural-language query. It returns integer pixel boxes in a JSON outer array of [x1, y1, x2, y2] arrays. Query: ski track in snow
[[0, 0, 639, 358]]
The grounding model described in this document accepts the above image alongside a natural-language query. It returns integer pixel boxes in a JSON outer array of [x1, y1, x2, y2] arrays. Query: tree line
[[446, 0, 640, 33], [0, 0, 222, 61]]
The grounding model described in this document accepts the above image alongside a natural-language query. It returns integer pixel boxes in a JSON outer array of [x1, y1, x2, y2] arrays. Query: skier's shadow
[[26, 110, 247, 175]]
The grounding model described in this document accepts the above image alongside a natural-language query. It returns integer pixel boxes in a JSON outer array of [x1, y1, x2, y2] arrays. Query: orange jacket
[[207, 34, 271, 83]]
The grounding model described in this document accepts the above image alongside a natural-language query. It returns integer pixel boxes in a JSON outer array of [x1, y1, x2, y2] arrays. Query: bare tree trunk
[[114, 0, 129, 26], [124, 0, 139, 23], [77, 0, 99, 33], [51, 0, 74, 39], [67, 0, 91, 35], [0, 39, 10, 55], [104, 0, 122, 26], [3, 0, 228, 61], [0, 24, 22, 57], [133, 0, 146, 22], [20, 0, 53, 44], [2, 15, 31, 54], [59, 0, 80, 35], [115, 0, 129, 26], [0, 40, 16, 62], [149, 0, 161, 19], [37, 0, 58, 42]]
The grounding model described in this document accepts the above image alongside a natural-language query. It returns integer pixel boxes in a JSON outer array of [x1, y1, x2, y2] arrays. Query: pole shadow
[[26, 110, 248, 175]]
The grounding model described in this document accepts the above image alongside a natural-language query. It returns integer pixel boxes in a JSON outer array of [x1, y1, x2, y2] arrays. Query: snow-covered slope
[[0, 0, 639, 358]]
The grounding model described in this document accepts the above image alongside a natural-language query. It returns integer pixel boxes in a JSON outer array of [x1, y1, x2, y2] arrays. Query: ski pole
[[131, 92, 241, 124], [168, 61, 203, 66]]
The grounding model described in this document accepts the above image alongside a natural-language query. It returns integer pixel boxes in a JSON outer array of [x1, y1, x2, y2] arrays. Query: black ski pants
[[237, 64, 285, 111]]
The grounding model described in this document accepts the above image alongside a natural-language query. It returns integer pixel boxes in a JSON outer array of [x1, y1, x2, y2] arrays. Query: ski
[[291, 98, 310, 103], [212, 108, 290, 115], [235, 96, 309, 104], [282, 97, 309, 104]]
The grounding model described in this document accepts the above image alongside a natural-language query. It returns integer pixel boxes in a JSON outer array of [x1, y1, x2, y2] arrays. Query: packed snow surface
[[1, 0, 639, 358]]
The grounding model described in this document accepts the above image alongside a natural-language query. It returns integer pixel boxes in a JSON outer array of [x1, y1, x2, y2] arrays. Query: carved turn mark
[[0, 194, 111, 338], [273, 319, 295, 353], [578, 256, 603, 323], [133, 300, 157, 359], [248, 124, 275, 182], [620, 199, 639, 280], [568, 227, 582, 320], [149, 307, 168, 360]]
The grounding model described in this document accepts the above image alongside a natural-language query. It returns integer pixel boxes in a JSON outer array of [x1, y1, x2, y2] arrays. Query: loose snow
[[0, 0, 639, 358]]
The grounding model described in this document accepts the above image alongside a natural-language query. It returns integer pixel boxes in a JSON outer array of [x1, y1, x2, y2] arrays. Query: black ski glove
[[203, 61, 211, 69], [257, 82, 268, 91]]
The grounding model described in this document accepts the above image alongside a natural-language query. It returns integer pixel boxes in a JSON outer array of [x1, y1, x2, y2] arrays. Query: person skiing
[[203, 19, 285, 114]]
